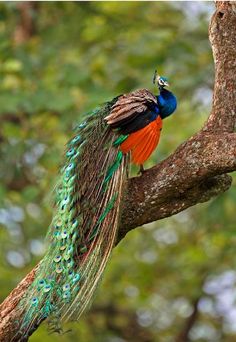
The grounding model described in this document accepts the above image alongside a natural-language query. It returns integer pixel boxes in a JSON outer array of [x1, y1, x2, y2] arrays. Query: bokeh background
[[1, 2, 236, 342]]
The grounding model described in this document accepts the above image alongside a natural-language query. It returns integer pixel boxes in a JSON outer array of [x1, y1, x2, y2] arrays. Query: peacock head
[[153, 70, 169, 89]]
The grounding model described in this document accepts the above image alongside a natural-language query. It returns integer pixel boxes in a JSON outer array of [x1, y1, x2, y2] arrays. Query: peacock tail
[[15, 76, 177, 339], [16, 99, 130, 338]]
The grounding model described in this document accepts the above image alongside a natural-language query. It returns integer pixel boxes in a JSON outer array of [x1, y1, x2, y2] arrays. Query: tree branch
[[13, 2, 38, 45], [175, 297, 200, 342], [120, 132, 236, 237], [206, 1, 236, 132], [1, 2, 236, 341]]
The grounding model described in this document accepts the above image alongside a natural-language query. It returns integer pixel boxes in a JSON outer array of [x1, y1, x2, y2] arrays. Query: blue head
[[153, 70, 177, 119], [153, 70, 169, 90]]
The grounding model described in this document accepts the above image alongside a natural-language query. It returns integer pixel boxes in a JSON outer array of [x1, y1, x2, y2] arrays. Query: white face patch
[[158, 78, 165, 86], [157, 77, 169, 87]]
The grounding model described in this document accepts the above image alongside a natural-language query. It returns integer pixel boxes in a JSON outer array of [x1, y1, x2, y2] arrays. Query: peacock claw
[[138, 165, 145, 175]]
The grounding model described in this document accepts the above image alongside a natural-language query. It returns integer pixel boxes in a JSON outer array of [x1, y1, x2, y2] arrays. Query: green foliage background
[[1, 2, 236, 341]]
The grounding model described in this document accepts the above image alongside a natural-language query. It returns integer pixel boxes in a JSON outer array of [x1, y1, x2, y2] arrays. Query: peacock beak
[[164, 81, 169, 87]]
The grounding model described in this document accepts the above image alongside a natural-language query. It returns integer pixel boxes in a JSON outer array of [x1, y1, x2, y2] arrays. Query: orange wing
[[120, 116, 162, 165]]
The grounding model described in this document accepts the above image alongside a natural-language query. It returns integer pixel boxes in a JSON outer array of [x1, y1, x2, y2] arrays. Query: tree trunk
[[13, 2, 38, 45]]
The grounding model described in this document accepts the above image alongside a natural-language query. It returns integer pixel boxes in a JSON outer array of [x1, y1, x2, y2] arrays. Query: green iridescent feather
[[15, 100, 129, 338]]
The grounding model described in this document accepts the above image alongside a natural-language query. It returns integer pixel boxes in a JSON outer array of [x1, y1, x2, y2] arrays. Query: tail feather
[[16, 101, 129, 338]]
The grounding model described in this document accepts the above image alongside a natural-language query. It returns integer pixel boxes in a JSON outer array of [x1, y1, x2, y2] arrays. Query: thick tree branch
[[120, 132, 236, 237], [1, 2, 236, 341], [206, 1, 236, 132]]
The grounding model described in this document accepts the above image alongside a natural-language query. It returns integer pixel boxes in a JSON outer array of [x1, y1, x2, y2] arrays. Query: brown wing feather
[[104, 89, 157, 126]]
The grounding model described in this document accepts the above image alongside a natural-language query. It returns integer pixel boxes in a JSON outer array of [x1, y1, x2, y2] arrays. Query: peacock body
[[16, 73, 177, 340]]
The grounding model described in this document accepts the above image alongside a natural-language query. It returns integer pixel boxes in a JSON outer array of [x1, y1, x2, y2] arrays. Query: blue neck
[[159, 88, 175, 100], [157, 88, 177, 119]]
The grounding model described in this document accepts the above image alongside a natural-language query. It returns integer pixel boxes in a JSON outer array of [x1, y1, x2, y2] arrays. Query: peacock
[[15, 71, 177, 340]]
